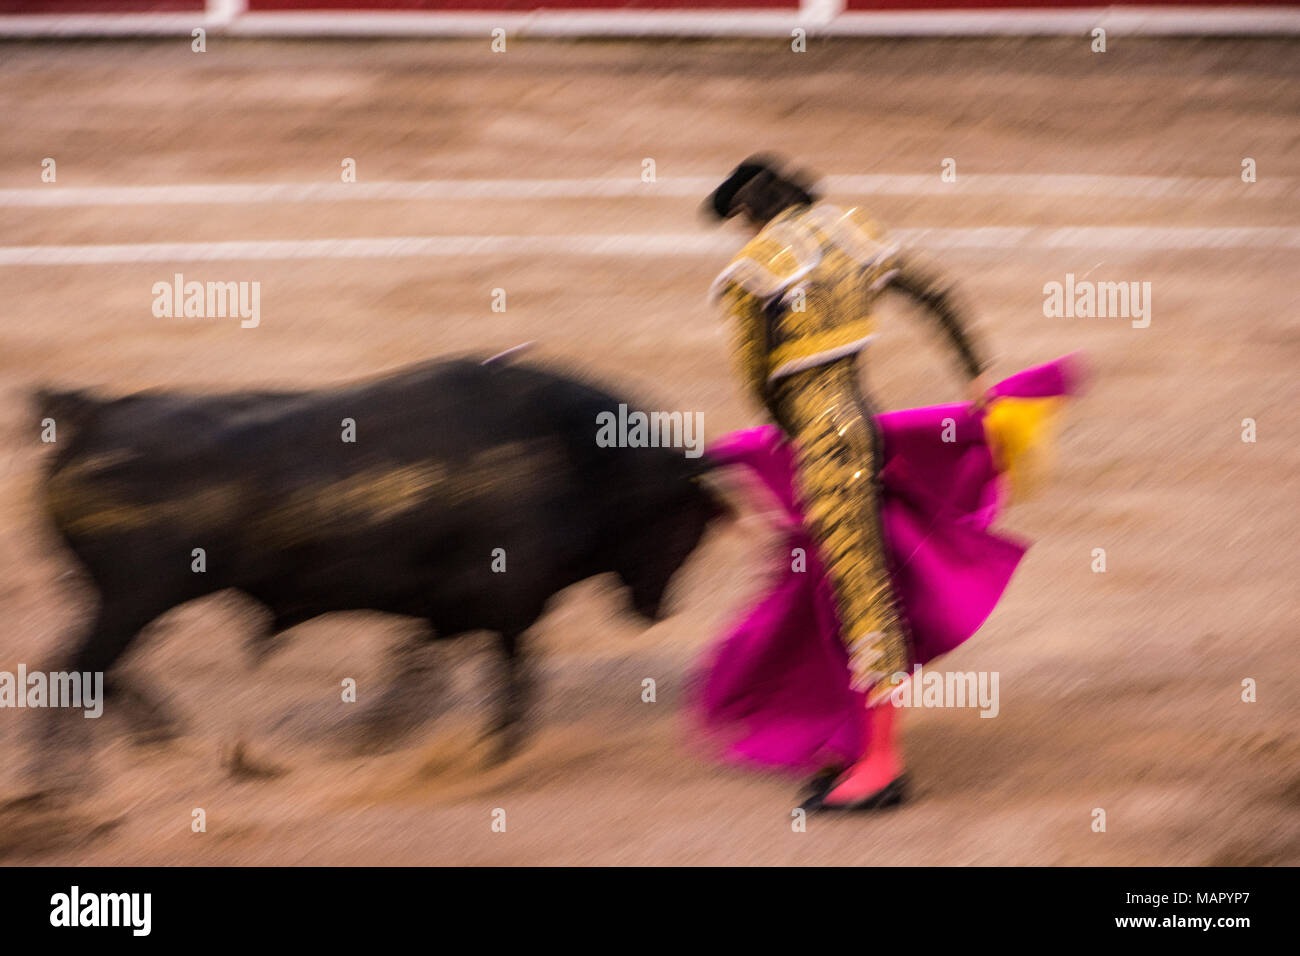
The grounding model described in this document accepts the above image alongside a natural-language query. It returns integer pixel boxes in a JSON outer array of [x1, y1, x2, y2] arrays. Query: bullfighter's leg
[[769, 357, 912, 696], [771, 358, 913, 812]]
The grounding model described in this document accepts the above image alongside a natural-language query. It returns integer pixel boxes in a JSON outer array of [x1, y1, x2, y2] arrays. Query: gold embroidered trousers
[[769, 356, 912, 698]]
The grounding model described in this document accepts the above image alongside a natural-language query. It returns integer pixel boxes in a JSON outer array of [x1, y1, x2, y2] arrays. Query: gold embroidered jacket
[[710, 203, 984, 410]]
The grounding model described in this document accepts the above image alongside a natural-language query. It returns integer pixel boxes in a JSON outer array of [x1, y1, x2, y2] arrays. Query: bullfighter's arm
[[882, 256, 987, 380]]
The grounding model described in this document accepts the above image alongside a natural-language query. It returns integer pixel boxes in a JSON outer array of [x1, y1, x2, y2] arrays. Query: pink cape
[[695, 356, 1081, 775]]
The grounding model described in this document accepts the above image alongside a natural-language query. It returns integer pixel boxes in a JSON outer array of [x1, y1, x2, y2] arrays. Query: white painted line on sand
[[1, 226, 1297, 267], [1, 174, 1293, 208]]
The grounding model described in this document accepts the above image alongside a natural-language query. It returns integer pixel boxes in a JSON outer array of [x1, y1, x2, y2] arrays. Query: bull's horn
[[481, 341, 537, 366]]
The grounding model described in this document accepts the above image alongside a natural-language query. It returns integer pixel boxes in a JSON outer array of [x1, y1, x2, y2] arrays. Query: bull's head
[[611, 454, 731, 623]]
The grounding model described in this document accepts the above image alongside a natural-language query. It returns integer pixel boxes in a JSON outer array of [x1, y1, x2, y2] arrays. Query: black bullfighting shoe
[[796, 764, 846, 813], [817, 774, 908, 813]]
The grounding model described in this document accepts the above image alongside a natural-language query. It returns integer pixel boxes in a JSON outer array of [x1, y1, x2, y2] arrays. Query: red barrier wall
[[0, 1, 201, 10], [1, 0, 1294, 29], [243, 0, 794, 10]]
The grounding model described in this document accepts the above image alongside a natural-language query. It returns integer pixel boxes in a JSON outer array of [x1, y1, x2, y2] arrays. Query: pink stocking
[[822, 696, 904, 806]]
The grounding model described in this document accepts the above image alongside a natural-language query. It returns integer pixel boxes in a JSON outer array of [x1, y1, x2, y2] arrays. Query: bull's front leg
[[29, 601, 157, 795], [486, 629, 529, 764]]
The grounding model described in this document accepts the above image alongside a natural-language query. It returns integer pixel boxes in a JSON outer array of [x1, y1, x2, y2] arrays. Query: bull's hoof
[[0, 789, 65, 813], [0, 789, 124, 861], [221, 739, 286, 781], [24, 762, 96, 801], [481, 724, 526, 767], [485, 741, 514, 768]]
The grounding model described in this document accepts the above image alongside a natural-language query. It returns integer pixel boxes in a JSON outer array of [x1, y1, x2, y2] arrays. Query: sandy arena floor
[[0, 36, 1297, 865]]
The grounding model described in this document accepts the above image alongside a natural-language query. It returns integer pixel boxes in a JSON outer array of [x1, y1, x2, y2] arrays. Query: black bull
[[35, 358, 726, 756]]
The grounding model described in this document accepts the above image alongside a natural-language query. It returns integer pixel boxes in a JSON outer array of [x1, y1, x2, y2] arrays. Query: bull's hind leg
[[486, 629, 530, 764], [347, 623, 449, 754]]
